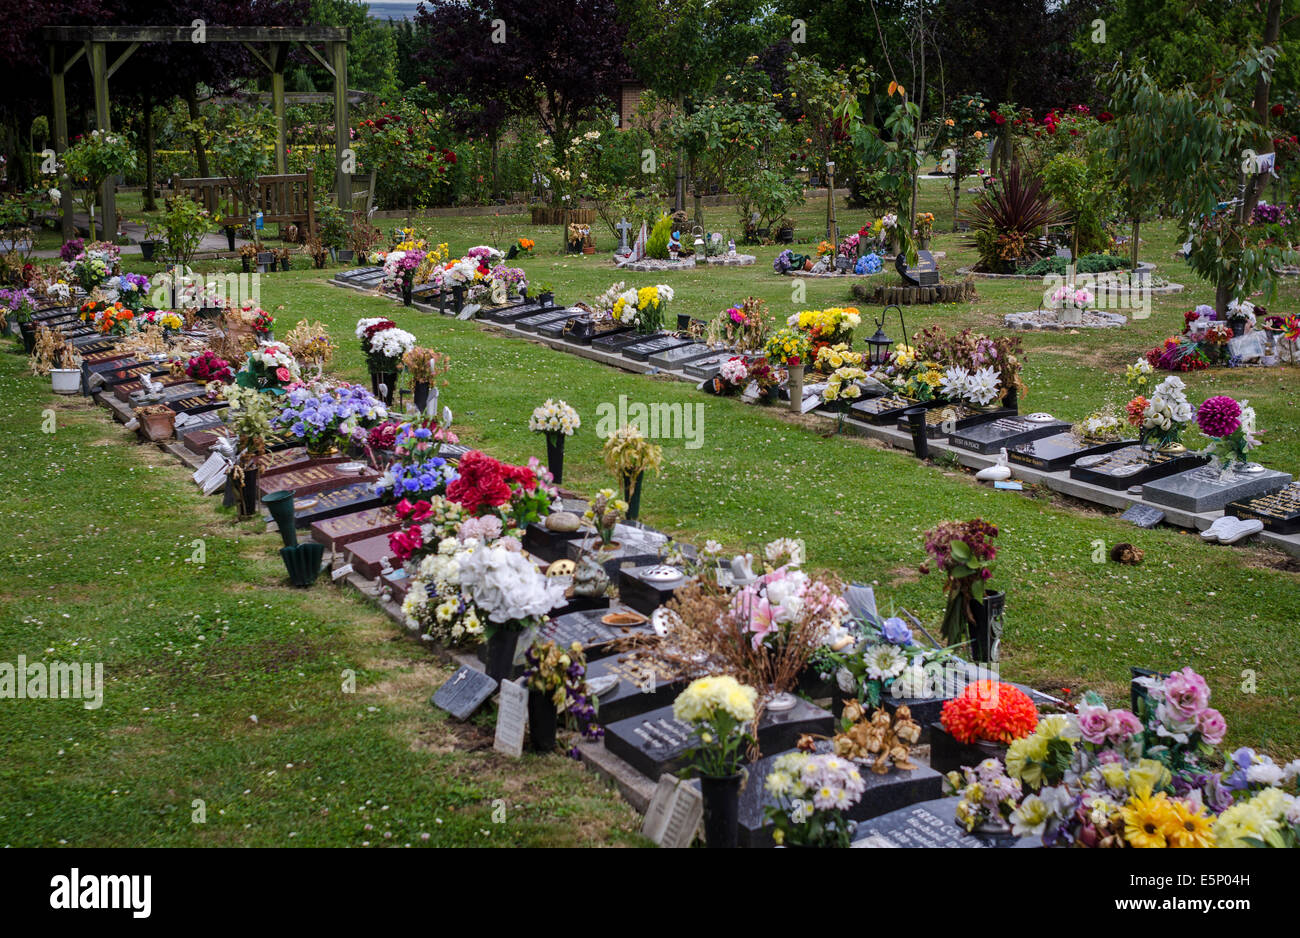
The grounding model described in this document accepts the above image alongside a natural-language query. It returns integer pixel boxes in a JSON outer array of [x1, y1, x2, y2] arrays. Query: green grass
[[4, 178, 1299, 847]]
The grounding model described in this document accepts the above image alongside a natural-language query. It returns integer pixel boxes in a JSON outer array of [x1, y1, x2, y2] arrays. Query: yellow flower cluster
[[825, 366, 869, 401], [1213, 788, 1293, 848], [793, 307, 862, 335], [637, 286, 661, 312], [892, 343, 916, 370], [815, 343, 864, 371], [1004, 715, 1079, 788], [1121, 791, 1215, 848], [673, 675, 757, 724]]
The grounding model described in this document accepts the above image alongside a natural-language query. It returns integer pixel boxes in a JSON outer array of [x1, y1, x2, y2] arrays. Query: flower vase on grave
[[452, 285, 466, 313], [888, 232, 900, 255], [787, 362, 804, 413], [412, 381, 431, 414], [528, 689, 558, 752], [545, 432, 566, 485], [699, 773, 742, 848], [261, 490, 299, 547], [622, 472, 645, 521], [484, 628, 521, 682], [280, 542, 325, 588], [968, 590, 1005, 663], [236, 465, 261, 518], [225, 227, 237, 252], [402, 280, 413, 307]]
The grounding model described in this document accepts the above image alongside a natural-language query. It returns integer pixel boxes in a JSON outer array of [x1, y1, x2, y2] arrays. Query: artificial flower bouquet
[[106, 272, 150, 312], [523, 640, 602, 743], [919, 518, 999, 648], [1072, 406, 1129, 443], [837, 233, 860, 258], [388, 494, 467, 568], [97, 302, 135, 336], [745, 357, 785, 397], [185, 350, 233, 385], [704, 297, 770, 352], [764, 327, 813, 368], [602, 424, 663, 503], [914, 212, 935, 241], [356, 317, 417, 373], [374, 453, 458, 503], [940, 680, 1039, 746], [250, 308, 275, 336], [446, 450, 549, 529], [583, 488, 628, 547], [912, 327, 1025, 407], [815, 239, 835, 258], [487, 264, 527, 301], [236, 341, 300, 392], [937, 364, 1003, 407], [456, 542, 567, 637], [948, 758, 1023, 834], [1129, 375, 1193, 449], [394, 414, 460, 459], [709, 356, 750, 395], [1124, 357, 1155, 395], [274, 382, 388, 455], [403, 346, 451, 388], [529, 399, 580, 437], [613, 284, 674, 333], [672, 675, 758, 778], [1196, 395, 1260, 472], [765, 751, 866, 847], [140, 309, 183, 333], [1050, 284, 1092, 311], [810, 613, 956, 709], [283, 319, 337, 373], [1146, 335, 1209, 372], [787, 306, 861, 348]]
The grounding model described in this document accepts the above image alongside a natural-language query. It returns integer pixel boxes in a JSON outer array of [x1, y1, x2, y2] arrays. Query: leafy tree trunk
[[186, 86, 209, 178], [1130, 216, 1140, 271], [489, 131, 500, 200]]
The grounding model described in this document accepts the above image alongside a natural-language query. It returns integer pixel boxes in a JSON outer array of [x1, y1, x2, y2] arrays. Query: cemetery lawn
[[0, 349, 646, 847]]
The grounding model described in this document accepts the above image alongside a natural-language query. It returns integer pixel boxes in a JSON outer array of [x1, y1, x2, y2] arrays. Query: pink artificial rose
[[1105, 709, 1142, 741], [1198, 708, 1227, 745], [275, 367, 292, 382], [1076, 704, 1111, 745], [1096, 748, 1123, 764], [1159, 667, 1211, 724]]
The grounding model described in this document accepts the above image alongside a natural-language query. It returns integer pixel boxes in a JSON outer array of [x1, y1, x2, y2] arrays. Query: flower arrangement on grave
[[745, 357, 785, 399], [1196, 395, 1260, 473], [674, 675, 758, 778], [283, 319, 337, 375], [249, 308, 275, 336], [912, 327, 1025, 407], [947, 758, 1024, 834], [523, 640, 603, 748], [815, 239, 835, 258], [0, 287, 34, 330], [388, 494, 467, 566], [592, 281, 626, 321], [1129, 375, 1193, 450], [837, 233, 860, 258], [787, 306, 861, 349], [218, 383, 276, 467], [1050, 284, 1092, 312], [938, 364, 1002, 407], [704, 297, 771, 352], [709, 356, 750, 395], [140, 309, 183, 334], [374, 453, 458, 503], [612, 284, 673, 333], [602, 424, 662, 517], [356, 317, 416, 374], [764, 750, 866, 847], [764, 326, 812, 368], [457, 542, 567, 639], [393, 413, 460, 459], [97, 302, 135, 336], [403, 347, 451, 413], [919, 518, 998, 648], [185, 350, 234, 385], [486, 263, 527, 301], [1124, 358, 1155, 395], [940, 680, 1039, 745], [530, 398, 580, 484], [1146, 335, 1210, 372], [274, 382, 388, 456], [820, 700, 923, 774], [68, 249, 114, 293], [914, 212, 935, 242], [854, 252, 883, 275], [810, 614, 957, 709], [236, 341, 300, 392], [1072, 405, 1128, 443], [446, 450, 549, 530], [28, 325, 79, 377], [823, 365, 870, 406], [107, 272, 150, 312], [583, 488, 628, 548]]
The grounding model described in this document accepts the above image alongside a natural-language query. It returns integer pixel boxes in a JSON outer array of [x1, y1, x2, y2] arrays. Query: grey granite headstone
[[683, 352, 735, 380], [1141, 464, 1292, 513], [1120, 503, 1166, 528], [431, 665, 498, 720], [647, 343, 717, 370], [949, 417, 1070, 455]]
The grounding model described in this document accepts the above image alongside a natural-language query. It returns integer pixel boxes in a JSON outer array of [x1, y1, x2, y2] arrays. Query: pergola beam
[[42, 26, 347, 43]]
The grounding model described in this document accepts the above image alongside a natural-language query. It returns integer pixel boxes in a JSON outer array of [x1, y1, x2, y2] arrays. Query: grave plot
[[1069, 445, 1208, 490]]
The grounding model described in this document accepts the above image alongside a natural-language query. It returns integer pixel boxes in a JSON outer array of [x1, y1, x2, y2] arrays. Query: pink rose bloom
[[275, 367, 292, 382], [1076, 704, 1111, 745], [1198, 708, 1227, 745], [1096, 749, 1123, 764], [1159, 667, 1211, 724], [1105, 709, 1142, 741]]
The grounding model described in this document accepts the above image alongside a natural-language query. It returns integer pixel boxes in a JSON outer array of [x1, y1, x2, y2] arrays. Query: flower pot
[[402, 281, 413, 306], [19, 322, 35, 355], [918, 237, 931, 250], [139, 409, 177, 442], [787, 363, 804, 413], [699, 773, 742, 848], [51, 368, 81, 394], [452, 284, 466, 312], [538, 292, 554, 307], [225, 227, 237, 252], [337, 249, 355, 264], [261, 489, 299, 547], [777, 227, 794, 243], [280, 541, 324, 587], [1229, 319, 1245, 337], [412, 381, 431, 414], [140, 240, 159, 262], [484, 629, 520, 682], [904, 407, 930, 460], [677, 312, 692, 332], [623, 472, 644, 521], [969, 590, 1006, 663], [370, 371, 397, 406], [528, 689, 558, 752], [241, 257, 251, 273], [279, 257, 290, 272], [582, 244, 596, 255], [546, 433, 565, 485]]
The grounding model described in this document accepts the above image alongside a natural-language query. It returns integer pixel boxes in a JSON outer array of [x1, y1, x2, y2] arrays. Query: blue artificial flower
[[881, 616, 914, 646]]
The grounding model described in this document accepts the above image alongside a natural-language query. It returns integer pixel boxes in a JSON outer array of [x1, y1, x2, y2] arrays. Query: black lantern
[[867, 304, 909, 368]]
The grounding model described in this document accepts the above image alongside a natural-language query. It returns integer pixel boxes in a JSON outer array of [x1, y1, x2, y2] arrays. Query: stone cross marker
[[615, 218, 634, 253]]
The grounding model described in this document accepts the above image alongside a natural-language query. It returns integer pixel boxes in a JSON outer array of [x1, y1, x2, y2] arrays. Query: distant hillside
[[367, 1, 418, 20]]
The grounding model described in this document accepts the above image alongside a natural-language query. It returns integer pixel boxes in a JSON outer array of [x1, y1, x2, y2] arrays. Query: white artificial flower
[[864, 644, 906, 680], [940, 366, 970, 401], [965, 366, 1001, 406]]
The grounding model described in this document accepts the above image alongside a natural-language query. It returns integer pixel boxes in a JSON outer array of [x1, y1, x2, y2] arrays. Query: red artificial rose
[[1271, 103, 1285, 117]]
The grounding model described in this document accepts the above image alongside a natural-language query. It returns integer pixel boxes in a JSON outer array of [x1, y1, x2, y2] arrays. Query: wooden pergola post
[[331, 39, 351, 212], [49, 43, 77, 242], [88, 40, 115, 239], [271, 42, 289, 176]]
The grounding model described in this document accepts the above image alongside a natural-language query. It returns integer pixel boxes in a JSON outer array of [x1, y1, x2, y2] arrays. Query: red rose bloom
[[446, 450, 513, 514]]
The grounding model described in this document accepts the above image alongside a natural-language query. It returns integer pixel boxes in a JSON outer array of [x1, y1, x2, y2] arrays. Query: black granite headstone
[[586, 650, 683, 724], [1068, 445, 1208, 490], [1008, 433, 1134, 472], [850, 394, 942, 426], [278, 482, 387, 528], [852, 798, 1037, 848], [948, 417, 1070, 455], [1226, 481, 1300, 533], [622, 334, 696, 363], [894, 405, 1017, 439]]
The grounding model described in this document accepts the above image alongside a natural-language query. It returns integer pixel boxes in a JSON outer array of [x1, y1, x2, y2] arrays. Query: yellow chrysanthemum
[[1122, 792, 1178, 848]]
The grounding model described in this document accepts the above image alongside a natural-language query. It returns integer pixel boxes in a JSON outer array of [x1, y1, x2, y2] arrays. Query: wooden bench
[[171, 170, 317, 240]]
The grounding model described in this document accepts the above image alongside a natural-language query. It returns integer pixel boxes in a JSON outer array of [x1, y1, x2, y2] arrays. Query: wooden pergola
[[43, 26, 351, 241]]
